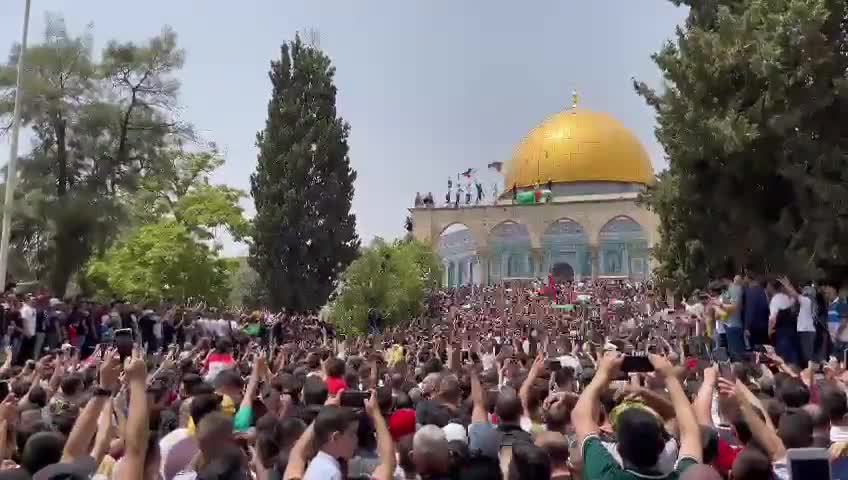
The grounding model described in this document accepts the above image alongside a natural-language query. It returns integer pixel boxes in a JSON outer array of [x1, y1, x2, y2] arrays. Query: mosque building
[[409, 94, 660, 287]]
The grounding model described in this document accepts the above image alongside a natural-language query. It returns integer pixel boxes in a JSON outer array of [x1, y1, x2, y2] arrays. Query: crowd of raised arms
[[0, 276, 845, 480]]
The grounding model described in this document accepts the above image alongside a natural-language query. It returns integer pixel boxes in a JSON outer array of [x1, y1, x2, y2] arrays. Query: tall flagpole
[[0, 0, 33, 288]]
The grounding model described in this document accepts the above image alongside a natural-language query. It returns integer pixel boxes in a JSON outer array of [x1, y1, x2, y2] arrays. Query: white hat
[[49, 298, 61, 307], [442, 423, 467, 444]]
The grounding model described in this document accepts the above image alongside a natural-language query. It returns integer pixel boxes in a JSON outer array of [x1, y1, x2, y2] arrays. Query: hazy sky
[[0, 1, 687, 255]]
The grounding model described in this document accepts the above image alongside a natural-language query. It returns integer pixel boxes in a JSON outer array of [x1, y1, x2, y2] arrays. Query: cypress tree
[[250, 35, 359, 311]]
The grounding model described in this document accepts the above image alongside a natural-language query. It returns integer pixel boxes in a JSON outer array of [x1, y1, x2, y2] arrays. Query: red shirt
[[325, 376, 347, 395]]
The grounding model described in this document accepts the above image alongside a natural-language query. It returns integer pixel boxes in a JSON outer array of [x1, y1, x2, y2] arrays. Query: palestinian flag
[[487, 161, 504, 172], [460, 168, 476, 178]]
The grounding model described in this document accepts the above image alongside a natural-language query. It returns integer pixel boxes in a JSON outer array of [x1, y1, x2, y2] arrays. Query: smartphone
[[461, 351, 470, 363], [0, 381, 9, 401], [621, 354, 654, 373], [340, 390, 371, 408], [786, 448, 830, 479], [843, 349, 847, 367], [114, 328, 134, 360], [547, 360, 562, 371]]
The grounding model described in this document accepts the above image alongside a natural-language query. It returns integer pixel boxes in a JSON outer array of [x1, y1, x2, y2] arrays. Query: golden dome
[[505, 107, 654, 189]]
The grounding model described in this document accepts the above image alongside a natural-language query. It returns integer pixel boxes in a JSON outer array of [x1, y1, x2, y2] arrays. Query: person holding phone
[[572, 352, 702, 479]]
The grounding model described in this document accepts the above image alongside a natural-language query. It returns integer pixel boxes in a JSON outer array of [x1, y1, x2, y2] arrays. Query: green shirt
[[582, 435, 698, 480], [243, 323, 261, 337]]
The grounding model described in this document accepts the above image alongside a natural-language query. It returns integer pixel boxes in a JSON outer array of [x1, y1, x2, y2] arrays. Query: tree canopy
[[250, 35, 359, 312], [0, 15, 193, 294], [330, 239, 441, 335], [636, 0, 848, 291], [87, 150, 247, 304]]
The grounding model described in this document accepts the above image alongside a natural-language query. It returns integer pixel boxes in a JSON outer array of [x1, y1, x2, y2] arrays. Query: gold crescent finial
[[572, 89, 578, 109]]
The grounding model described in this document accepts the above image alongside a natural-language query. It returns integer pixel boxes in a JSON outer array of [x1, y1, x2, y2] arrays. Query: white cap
[[442, 423, 468, 444], [49, 298, 61, 307]]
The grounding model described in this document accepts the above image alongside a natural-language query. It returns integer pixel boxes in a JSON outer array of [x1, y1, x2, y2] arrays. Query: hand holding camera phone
[[340, 390, 371, 408]]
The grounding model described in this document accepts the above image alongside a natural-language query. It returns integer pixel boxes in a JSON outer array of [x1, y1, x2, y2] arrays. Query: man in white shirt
[[20, 297, 37, 340], [793, 284, 818, 365], [768, 279, 798, 366]]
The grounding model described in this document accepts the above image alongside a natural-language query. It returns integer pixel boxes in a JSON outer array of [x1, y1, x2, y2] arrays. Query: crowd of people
[[0, 276, 844, 479]]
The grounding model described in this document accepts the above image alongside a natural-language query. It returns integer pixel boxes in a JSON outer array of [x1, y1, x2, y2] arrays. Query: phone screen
[[114, 328, 134, 360], [340, 390, 370, 408], [789, 458, 830, 479], [621, 354, 654, 373]]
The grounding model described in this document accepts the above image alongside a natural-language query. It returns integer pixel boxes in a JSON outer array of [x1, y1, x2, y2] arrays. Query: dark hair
[[778, 409, 813, 449], [190, 393, 223, 426], [214, 338, 232, 354], [214, 370, 244, 391], [495, 390, 522, 424], [197, 445, 248, 480], [615, 408, 664, 469], [306, 353, 321, 370], [59, 375, 82, 397], [20, 432, 64, 474], [27, 385, 47, 408], [507, 441, 551, 480], [819, 384, 848, 421], [325, 357, 345, 378], [777, 377, 810, 408], [302, 376, 328, 406], [731, 447, 772, 480], [182, 374, 203, 394], [313, 406, 358, 446]]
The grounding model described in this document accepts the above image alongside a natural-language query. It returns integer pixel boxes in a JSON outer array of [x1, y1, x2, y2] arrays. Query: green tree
[[87, 149, 247, 304], [636, 0, 848, 290], [227, 257, 268, 308], [0, 15, 189, 294], [86, 221, 235, 304], [250, 35, 359, 311], [330, 239, 441, 335]]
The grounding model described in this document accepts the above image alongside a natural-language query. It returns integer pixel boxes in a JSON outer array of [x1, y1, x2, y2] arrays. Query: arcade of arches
[[411, 199, 658, 287]]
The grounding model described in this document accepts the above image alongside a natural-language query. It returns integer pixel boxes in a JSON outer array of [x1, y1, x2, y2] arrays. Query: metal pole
[[0, 0, 33, 289]]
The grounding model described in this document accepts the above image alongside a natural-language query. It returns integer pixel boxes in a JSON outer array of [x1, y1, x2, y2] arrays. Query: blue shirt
[[726, 284, 744, 328], [828, 299, 848, 325]]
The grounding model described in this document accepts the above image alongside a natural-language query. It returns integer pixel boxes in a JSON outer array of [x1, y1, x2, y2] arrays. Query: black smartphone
[[461, 351, 470, 363], [114, 328, 134, 361], [621, 354, 654, 373], [843, 349, 847, 367], [340, 390, 371, 408], [0, 381, 9, 401], [547, 360, 562, 371]]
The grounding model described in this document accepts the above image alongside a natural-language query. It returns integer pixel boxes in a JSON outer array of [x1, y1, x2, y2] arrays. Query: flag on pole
[[487, 161, 504, 173], [460, 168, 475, 178]]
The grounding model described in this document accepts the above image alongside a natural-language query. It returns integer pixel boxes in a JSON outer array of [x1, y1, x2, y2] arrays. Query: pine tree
[[636, 0, 848, 289], [250, 36, 359, 311]]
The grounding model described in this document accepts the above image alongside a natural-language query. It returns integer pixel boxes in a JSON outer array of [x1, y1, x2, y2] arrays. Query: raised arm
[[694, 366, 718, 427], [61, 351, 121, 463], [118, 352, 149, 480], [572, 351, 621, 446], [650, 354, 702, 462], [90, 399, 115, 465], [470, 368, 488, 424], [520, 352, 544, 414], [235, 356, 266, 432], [365, 391, 397, 480]]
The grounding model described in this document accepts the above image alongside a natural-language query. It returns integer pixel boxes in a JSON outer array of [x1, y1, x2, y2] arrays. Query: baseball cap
[[388, 409, 416, 441]]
